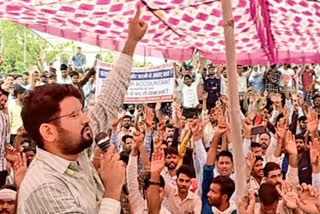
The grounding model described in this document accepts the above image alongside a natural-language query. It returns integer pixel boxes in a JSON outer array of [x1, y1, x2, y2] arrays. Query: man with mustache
[[0, 185, 17, 214], [161, 146, 179, 187], [17, 7, 148, 214], [295, 134, 312, 184]]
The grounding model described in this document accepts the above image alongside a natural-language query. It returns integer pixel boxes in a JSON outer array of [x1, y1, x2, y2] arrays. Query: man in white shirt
[[279, 64, 295, 92]]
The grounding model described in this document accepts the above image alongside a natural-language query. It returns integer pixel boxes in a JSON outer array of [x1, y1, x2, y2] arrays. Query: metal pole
[[221, 0, 247, 199]]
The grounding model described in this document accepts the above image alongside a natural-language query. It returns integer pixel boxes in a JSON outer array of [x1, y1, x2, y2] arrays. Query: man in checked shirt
[[17, 7, 148, 214]]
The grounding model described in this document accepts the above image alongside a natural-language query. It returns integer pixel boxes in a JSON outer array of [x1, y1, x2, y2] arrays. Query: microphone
[[94, 132, 129, 195], [95, 132, 110, 152]]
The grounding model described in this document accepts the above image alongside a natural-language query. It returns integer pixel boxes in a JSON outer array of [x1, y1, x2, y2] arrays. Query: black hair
[[119, 151, 129, 165], [216, 150, 233, 163], [251, 142, 262, 148], [0, 88, 9, 97], [122, 135, 133, 143], [176, 165, 194, 179], [295, 134, 305, 141], [60, 64, 68, 71], [263, 162, 280, 177], [211, 176, 235, 201], [123, 115, 132, 120], [298, 116, 307, 122], [259, 183, 280, 206], [255, 156, 263, 164], [165, 146, 178, 156]]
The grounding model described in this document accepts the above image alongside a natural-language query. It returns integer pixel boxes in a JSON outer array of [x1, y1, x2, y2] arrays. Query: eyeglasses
[[47, 107, 88, 123]]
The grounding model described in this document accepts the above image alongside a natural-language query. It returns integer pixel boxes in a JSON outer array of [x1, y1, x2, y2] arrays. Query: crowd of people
[[0, 7, 320, 214]]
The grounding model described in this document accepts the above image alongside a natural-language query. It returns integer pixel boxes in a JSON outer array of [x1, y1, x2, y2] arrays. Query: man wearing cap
[[0, 185, 17, 214], [8, 84, 26, 145]]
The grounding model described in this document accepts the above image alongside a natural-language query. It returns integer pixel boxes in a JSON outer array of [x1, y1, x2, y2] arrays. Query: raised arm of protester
[[148, 149, 165, 214], [307, 107, 319, 140], [296, 183, 320, 214], [310, 138, 320, 191], [89, 6, 148, 138]]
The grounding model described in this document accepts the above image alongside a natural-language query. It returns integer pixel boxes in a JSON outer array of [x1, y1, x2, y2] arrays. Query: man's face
[[77, 48, 81, 54], [165, 127, 174, 138], [61, 70, 67, 78], [34, 73, 40, 81], [0, 95, 8, 110], [122, 118, 131, 129], [15, 77, 23, 85], [20, 142, 30, 152], [47, 97, 92, 156], [207, 183, 222, 207], [292, 98, 300, 109], [0, 200, 16, 214], [209, 68, 215, 76], [217, 156, 233, 176], [266, 169, 282, 186], [48, 77, 57, 84], [252, 147, 263, 157], [5, 77, 14, 86], [314, 97, 320, 107], [71, 75, 79, 84], [165, 153, 178, 170], [299, 120, 307, 130], [259, 133, 270, 150], [177, 173, 191, 195], [25, 151, 35, 166], [40, 76, 47, 83], [184, 76, 192, 86], [123, 137, 133, 152], [295, 139, 305, 154], [252, 160, 264, 178]]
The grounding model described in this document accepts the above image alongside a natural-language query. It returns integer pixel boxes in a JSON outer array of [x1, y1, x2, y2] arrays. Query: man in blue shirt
[[72, 47, 86, 73]]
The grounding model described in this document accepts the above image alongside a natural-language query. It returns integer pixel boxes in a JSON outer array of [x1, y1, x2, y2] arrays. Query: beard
[[58, 124, 93, 155], [166, 161, 177, 170], [208, 197, 222, 207]]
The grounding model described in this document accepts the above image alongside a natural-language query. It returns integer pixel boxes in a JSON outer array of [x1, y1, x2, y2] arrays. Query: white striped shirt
[[0, 111, 9, 172], [17, 53, 133, 214]]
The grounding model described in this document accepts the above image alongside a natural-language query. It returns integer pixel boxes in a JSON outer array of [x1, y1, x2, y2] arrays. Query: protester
[[16, 7, 148, 214], [72, 47, 86, 73]]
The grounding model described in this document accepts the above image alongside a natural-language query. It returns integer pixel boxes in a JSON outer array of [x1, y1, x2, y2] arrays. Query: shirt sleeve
[[99, 198, 121, 214], [312, 172, 320, 191], [89, 54, 133, 138], [126, 156, 144, 213]]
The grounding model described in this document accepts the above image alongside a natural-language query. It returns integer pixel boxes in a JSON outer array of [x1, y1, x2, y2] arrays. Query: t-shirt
[[302, 70, 315, 91], [279, 68, 295, 89]]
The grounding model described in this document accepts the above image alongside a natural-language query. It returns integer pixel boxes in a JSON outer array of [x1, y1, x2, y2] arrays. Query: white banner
[[95, 60, 175, 103]]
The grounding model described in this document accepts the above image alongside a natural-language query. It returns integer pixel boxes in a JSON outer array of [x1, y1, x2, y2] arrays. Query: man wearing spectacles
[[17, 7, 148, 214]]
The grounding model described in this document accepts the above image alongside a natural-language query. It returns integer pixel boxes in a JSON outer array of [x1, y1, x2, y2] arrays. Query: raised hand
[[202, 92, 208, 100], [5, 144, 19, 164], [238, 191, 256, 214], [216, 115, 228, 137], [190, 119, 203, 141], [275, 118, 287, 140], [307, 107, 319, 136], [285, 131, 297, 156], [16, 126, 25, 136], [13, 152, 27, 188], [132, 131, 145, 154], [128, 6, 148, 42], [155, 102, 162, 112], [245, 151, 256, 170], [296, 183, 320, 214], [310, 138, 320, 167], [276, 182, 298, 209], [145, 107, 154, 128], [282, 106, 290, 120], [151, 149, 165, 175]]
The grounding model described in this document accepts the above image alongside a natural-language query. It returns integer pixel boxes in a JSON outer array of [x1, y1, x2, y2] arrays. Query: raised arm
[[89, 7, 148, 138]]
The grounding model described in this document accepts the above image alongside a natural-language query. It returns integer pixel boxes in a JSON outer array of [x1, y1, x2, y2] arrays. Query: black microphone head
[[95, 132, 110, 153]]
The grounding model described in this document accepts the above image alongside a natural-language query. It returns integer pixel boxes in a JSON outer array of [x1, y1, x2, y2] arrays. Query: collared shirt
[[72, 54, 86, 69], [164, 180, 201, 214], [0, 111, 9, 172], [18, 53, 133, 214]]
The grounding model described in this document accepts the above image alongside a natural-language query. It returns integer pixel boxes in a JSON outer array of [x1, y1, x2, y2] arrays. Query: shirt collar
[[174, 187, 195, 200], [35, 148, 74, 174]]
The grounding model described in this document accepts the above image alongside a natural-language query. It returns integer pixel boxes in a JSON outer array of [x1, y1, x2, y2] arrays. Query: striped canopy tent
[[1, 0, 320, 65]]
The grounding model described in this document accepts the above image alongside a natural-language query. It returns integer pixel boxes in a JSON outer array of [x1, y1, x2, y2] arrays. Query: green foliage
[[0, 21, 74, 74]]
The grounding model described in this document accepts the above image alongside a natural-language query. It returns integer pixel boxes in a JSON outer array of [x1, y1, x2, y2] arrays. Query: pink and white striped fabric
[[1, 0, 320, 65]]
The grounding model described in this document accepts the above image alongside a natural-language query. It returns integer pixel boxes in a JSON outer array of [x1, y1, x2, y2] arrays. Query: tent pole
[[221, 0, 247, 199]]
